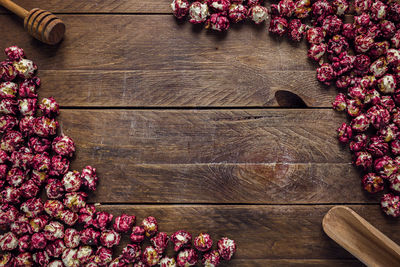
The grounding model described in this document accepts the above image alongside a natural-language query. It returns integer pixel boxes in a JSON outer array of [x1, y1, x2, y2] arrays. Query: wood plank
[[59, 109, 349, 165], [56, 109, 370, 204], [218, 259, 363, 267], [36, 70, 333, 107], [95, 205, 400, 260], [0, 15, 315, 72], [0, 0, 171, 13]]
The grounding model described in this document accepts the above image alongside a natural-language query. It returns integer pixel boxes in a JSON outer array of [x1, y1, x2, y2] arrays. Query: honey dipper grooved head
[[24, 8, 65, 45]]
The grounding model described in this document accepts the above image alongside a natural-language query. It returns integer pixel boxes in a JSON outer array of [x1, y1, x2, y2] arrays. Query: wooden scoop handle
[[0, 0, 65, 45], [0, 0, 28, 19], [323, 206, 400, 267]]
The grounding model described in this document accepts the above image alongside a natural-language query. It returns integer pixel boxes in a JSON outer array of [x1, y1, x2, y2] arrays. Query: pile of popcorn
[[172, 0, 400, 217], [171, 0, 270, 31], [0, 46, 236, 266]]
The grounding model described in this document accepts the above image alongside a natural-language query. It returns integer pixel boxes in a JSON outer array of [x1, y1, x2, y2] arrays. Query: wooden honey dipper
[[0, 0, 65, 45]]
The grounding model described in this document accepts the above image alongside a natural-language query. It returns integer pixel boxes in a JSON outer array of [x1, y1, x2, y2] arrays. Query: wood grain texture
[[55, 109, 371, 204], [95, 205, 399, 260], [59, 109, 349, 165], [0, 0, 170, 13], [0, 15, 315, 71], [36, 70, 333, 107]]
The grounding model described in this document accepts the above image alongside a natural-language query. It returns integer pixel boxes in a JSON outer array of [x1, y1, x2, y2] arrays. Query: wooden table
[[1, 1, 399, 266]]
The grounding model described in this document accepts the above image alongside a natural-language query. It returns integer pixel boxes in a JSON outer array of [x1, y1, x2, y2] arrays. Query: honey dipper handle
[[0, 0, 29, 19]]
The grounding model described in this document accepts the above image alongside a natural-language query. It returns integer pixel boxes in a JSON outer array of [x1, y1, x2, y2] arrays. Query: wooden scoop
[[323, 206, 400, 267], [0, 0, 65, 45]]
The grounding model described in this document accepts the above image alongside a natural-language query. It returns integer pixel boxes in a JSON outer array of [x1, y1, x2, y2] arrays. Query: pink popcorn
[[96, 246, 113, 266], [269, 16, 288, 36], [6, 168, 25, 187], [378, 123, 398, 142], [288, 19, 307, 42], [353, 151, 373, 170], [228, 4, 247, 23], [354, 35, 374, 53], [0, 82, 17, 98], [217, 237, 236, 260], [14, 179, 38, 200], [45, 179, 65, 199], [78, 204, 96, 227], [31, 152, 51, 173], [29, 214, 49, 233], [39, 97, 59, 117], [369, 41, 389, 59], [142, 246, 160, 266], [332, 0, 348, 16], [327, 35, 348, 56], [33, 116, 58, 137], [294, 0, 311, 19], [18, 98, 37, 116], [15, 252, 33, 266], [370, 57, 388, 78], [11, 147, 33, 170], [13, 59, 37, 79], [367, 105, 391, 129], [100, 229, 121, 248], [349, 134, 367, 152], [48, 260, 64, 267], [332, 93, 347, 112], [49, 155, 70, 177], [151, 232, 169, 254], [93, 211, 113, 230], [52, 135, 75, 157], [5, 46, 25, 61], [1, 130, 23, 152], [20, 197, 43, 218], [307, 43, 326, 63], [171, 0, 190, 19], [142, 216, 158, 237], [160, 257, 177, 267], [0, 231, 18, 250], [0, 61, 17, 81], [0, 164, 7, 180], [10, 215, 31, 236], [248, 5, 269, 25], [121, 244, 141, 263], [392, 30, 400, 49], [44, 221, 65, 241], [353, 54, 371, 76], [381, 193, 400, 217], [19, 77, 40, 98], [64, 228, 81, 248], [392, 140, 400, 155], [171, 230, 192, 251], [30, 170, 48, 186], [62, 171, 82, 192], [33, 251, 50, 266], [64, 192, 87, 212], [19, 116, 35, 137], [113, 213, 135, 233], [331, 52, 354, 76], [131, 225, 146, 243], [354, 0, 372, 15], [380, 20, 396, 39], [176, 248, 198, 267], [378, 74, 397, 94], [18, 234, 31, 252], [189, 2, 209, 24], [80, 227, 100, 246], [44, 199, 64, 218], [0, 204, 18, 227], [0, 115, 17, 134], [389, 3, 400, 22], [77, 245, 94, 264], [208, 0, 230, 13], [322, 15, 342, 36], [390, 173, 400, 194], [316, 63, 335, 85], [374, 156, 398, 179], [194, 233, 213, 252], [1, 186, 21, 204], [202, 250, 221, 266], [367, 136, 388, 157], [81, 165, 98, 191], [60, 210, 79, 226], [31, 232, 47, 250], [206, 13, 230, 32], [62, 248, 80, 267]]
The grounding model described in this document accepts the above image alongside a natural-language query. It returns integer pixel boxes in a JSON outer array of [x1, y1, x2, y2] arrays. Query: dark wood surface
[[0, 1, 397, 266]]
